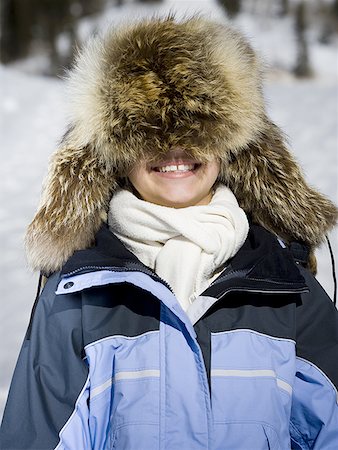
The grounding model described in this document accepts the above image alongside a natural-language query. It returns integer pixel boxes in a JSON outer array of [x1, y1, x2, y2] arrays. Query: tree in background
[[217, 0, 241, 18], [0, 0, 167, 74], [334, 0, 338, 18], [37, 0, 103, 74], [334, 0, 338, 34], [278, 0, 289, 17], [1, 0, 336, 77], [138, 0, 164, 3], [78, 0, 104, 15], [293, 1, 313, 78], [0, 0, 104, 74], [34, 0, 77, 75], [0, 0, 33, 63], [318, 0, 338, 44]]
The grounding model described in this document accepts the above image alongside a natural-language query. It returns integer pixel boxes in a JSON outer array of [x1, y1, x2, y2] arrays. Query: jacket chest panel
[[209, 330, 294, 446], [159, 306, 212, 449], [85, 331, 161, 450]]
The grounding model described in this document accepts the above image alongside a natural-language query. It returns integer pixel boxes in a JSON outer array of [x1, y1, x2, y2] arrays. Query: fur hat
[[25, 14, 337, 274]]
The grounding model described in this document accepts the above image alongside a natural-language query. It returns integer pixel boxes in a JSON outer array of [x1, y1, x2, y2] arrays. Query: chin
[[155, 193, 207, 208]]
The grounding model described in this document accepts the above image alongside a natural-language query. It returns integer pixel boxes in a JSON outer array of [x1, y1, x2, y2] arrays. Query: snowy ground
[[0, 0, 337, 420]]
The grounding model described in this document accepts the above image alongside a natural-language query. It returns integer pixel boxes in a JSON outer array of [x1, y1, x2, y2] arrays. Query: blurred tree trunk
[[137, 0, 165, 3], [78, 0, 104, 16], [217, 0, 242, 18], [333, 0, 338, 31], [34, 0, 75, 74], [0, 0, 33, 63], [318, 0, 338, 44], [334, 0, 338, 17], [0, 0, 106, 73], [279, 0, 289, 17], [293, 1, 313, 78]]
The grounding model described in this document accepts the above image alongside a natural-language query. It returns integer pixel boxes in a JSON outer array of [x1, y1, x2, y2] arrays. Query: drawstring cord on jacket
[[26, 272, 44, 340], [35, 272, 43, 300], [326, 236, 337, 307], [282, 238, 337, 306]]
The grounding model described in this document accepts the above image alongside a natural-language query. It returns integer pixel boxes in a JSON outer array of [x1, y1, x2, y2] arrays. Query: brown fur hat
[[25, 14, 337, 274]]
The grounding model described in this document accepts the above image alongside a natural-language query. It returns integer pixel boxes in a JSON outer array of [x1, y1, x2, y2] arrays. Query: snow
[[0, 0, 337, 419], [0, 69, 66, 417]]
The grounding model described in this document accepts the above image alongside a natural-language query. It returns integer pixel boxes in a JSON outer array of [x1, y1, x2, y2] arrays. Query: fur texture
[[25, 15, 337, 274]]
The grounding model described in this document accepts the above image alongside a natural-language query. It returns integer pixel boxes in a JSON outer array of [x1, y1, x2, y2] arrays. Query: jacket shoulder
[[26, 271, 82, 341]]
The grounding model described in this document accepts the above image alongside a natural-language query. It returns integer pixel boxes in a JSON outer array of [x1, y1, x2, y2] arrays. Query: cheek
[[207, 160, 221, 184], [128, 166, 145, 188], [127, 165, 153, 199], [127, 168, 138, 187]]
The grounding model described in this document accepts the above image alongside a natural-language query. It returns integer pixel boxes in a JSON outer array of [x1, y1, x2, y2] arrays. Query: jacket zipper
[[216, 286, 309, 301], [63, 264, 175, 294]]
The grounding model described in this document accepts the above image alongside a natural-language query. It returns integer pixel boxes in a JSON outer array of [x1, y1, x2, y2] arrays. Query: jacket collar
[[61, 223, 307, 294]]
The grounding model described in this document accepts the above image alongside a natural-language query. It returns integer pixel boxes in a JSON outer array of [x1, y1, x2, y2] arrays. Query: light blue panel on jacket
[[85, 331, 161, 450], [211, 422, 281, 450], [210, 330, 295, 448], [55, 377, 91, 449], [290, 357, 338, 449], [159, 308, 212, 449]]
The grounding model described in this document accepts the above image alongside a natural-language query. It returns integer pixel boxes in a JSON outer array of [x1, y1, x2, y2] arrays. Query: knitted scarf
[[108, 186, 249, 311]]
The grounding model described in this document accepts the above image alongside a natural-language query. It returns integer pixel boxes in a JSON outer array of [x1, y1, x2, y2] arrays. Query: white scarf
[[108, 186, 249, 311]]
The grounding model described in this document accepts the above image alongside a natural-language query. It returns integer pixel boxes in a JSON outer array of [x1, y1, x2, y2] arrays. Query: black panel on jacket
[[296, 267, 338, 390], [201, 291, 299, 341], [0, 273, 89, 450], [194, 320, 212, 396], [81, 283, 161, 347]]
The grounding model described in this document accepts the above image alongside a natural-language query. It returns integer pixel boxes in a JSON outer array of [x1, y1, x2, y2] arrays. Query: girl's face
[[128, 148, 220, 208]]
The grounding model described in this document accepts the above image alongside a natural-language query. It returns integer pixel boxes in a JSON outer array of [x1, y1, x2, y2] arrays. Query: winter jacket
[[1, 224, 338, 450]]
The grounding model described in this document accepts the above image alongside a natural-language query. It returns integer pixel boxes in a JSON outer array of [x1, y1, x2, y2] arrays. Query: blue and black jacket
[[1, 224, 338, 449]]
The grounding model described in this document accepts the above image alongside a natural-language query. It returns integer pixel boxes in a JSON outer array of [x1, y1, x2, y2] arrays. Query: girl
[[1, 15, 338, 450]]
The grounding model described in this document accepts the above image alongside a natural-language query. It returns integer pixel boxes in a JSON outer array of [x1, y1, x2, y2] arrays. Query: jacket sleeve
[[0, 273, 91, 450], [290, 267, 338, 450]]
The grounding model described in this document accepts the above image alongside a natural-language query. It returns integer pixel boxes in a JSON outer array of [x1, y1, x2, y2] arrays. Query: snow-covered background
[[0, 0, 337, 419]]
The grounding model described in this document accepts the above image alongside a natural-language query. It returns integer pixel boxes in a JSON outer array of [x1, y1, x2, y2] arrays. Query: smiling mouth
[[152, 163, 201, 173]]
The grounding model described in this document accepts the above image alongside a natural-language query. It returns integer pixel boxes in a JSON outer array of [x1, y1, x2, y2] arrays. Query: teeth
[[158, 164, 195, 173]]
